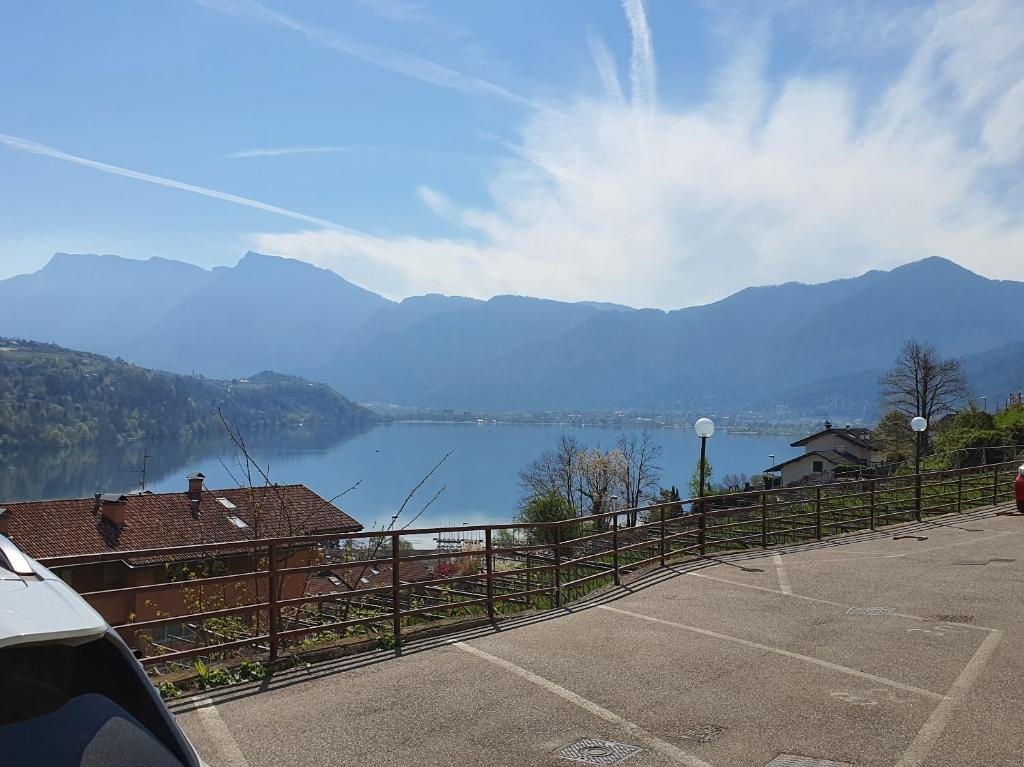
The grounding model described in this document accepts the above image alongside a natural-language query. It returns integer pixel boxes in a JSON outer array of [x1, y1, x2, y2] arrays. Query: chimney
[[187, 472, 205, 502], [98, 493, 128, 527], [190, 498, 201, 518], [0, 508, 8, 537], [93, 493, 102, 514]]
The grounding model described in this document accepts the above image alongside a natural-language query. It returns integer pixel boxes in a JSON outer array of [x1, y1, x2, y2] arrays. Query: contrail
[[0, 133, 366, 235], [198, 0, 533, 107], [587, 31, 625, 103], [621, 0, 656, 111], [225, 146, 350, 158]]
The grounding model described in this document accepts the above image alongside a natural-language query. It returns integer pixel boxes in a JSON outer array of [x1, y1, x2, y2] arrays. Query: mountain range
[[1, 251, 1022, 420]]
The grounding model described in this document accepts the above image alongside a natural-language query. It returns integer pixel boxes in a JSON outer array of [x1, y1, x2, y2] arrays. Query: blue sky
[[1, 1, 1022, 308]]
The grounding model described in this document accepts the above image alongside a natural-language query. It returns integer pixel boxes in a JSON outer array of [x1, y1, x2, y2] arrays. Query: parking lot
[[175, 503, 1024, 767]]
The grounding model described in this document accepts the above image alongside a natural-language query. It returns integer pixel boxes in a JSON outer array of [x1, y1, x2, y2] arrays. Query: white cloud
[[252, 0, 1024, 309], [225, 146, 350, 159]]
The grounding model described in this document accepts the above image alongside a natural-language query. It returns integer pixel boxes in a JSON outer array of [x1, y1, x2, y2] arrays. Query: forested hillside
[[0, 339, 374, 448]]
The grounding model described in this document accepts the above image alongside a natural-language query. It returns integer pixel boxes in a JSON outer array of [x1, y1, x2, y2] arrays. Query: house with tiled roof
[[0, 473, 362, 637], [764, 421, 880, 486]]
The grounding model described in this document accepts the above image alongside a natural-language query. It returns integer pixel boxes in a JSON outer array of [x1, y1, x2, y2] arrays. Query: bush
[[516, 492, 577, 544]]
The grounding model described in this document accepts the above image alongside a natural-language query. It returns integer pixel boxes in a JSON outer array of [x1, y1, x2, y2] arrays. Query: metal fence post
[[612, 513, 621, 586], [659, 505, 667, 567], [957, 469, 963, 513], [915, 468, 923, 523], [391, 533, 402, 653], [993, 464, 999, 506], [698, 501, 707, 556], [814, 487, 822, 540], [761, 492, 768, 548], [267, 543, 279, 662], [869, 479, 875, 531], [485, 528, 495, 621], [525, 550, 532, 605], [553, 525, 562, 608]]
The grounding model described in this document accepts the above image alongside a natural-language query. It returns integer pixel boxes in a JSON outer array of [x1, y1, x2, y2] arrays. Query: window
[[226, 515, 249, 529], [216, 498, 237, 509], [812, 460, 824, 473]]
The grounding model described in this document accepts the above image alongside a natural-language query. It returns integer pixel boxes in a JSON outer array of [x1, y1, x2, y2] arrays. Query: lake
[[0, 422, 801, 535]]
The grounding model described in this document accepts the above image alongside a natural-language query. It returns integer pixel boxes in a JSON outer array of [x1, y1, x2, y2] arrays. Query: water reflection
[[0, 425, 372, 502]]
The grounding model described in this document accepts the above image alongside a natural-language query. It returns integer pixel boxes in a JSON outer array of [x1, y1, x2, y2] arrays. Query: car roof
[[0, 535, 107, 649]]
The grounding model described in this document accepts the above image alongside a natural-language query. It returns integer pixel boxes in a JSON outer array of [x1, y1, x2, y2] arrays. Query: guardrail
[[37, 459, 1022, 672]]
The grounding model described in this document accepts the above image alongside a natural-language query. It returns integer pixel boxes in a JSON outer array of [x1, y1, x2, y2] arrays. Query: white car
[[0, 534, 206, 766]]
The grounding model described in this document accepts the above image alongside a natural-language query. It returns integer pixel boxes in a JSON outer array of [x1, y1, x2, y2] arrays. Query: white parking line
[[597, 605, 946, 701], [192, 697, 250, 767], [455, 642, 716, 767], [895, 630, 1003, 767], [689, 571, 995, 632], [772, 553, 792, 594]]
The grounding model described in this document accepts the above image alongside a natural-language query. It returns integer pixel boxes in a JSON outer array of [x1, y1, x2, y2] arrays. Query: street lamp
[[911, 416, 928, 521], [768, 453, 775, 489], [981, 396, 988, 413], [694, 418, 715, 497], [694, 418, 714, 554]]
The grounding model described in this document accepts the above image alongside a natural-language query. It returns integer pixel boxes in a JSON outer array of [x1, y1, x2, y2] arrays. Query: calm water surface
[[2, 422, 801, 532]]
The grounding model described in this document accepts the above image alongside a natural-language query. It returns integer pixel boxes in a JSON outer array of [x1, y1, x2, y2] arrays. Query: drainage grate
[[926, 614, 974, 624], [680, 725, 726, 744], [556, 738, 643, 765], [766, 755, 850, 767], [846, 606, 895, 616]]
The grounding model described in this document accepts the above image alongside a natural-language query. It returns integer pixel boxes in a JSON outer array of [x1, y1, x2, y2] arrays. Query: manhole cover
[[926, 614, 974, 623], [846, 606, 895, 616], [680, 725, 725, 743], [556, 738, 643, 765], [766, 756, 850, 767]]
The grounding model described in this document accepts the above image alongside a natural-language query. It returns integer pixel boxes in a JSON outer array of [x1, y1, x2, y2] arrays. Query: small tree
[[872, 410, 916, 464], [517, 491, 576, 544], [687, 458, 713, 499], [880, 340, 969, 452], [616, 431, 663, 525], [518, 435, 582, 514]]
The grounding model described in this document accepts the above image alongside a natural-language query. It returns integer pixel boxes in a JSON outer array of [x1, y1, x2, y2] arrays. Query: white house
[[765, 421, 879, 486]]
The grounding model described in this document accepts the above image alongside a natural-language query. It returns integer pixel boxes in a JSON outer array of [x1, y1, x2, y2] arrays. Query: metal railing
[[37, 458, 1022, 671]]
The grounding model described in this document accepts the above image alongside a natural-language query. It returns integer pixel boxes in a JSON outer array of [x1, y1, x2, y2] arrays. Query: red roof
[[306, 561, 437, 596], [1, 484, 362, 565]]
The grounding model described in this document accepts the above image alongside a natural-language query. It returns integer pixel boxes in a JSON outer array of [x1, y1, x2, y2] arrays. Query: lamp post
[[768, 453, 775, 488], [694, 418, 714, 554], [694, 418, 715, 498], [911, 416, 928, 521], [981, 396, 987, 413]]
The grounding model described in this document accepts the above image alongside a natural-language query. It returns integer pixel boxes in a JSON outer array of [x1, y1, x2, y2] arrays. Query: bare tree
[[576, 447, 621, 517], [616, 431, 662, 525], [880, 340, 969, 440], [518, 435, 582, 514]]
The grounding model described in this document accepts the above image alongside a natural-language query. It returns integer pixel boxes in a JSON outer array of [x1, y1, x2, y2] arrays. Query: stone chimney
[[0, 507, 8, 537], [98, 493, 128, 527], [187, 472, 205, 502]]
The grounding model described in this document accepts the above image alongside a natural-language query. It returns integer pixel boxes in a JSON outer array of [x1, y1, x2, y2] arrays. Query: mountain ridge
[[0, 252, 1020, 418]]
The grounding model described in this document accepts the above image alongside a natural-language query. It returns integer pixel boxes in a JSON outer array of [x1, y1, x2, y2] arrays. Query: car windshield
[[0, 637, 188, 767]]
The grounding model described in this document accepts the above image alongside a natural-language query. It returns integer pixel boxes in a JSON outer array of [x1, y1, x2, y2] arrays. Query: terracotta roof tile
[[2, 484, 362, 565]]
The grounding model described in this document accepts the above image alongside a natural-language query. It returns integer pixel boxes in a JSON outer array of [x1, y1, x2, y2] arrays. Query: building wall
[[58, 547, 325, 647], [781, 454, 838, 486]]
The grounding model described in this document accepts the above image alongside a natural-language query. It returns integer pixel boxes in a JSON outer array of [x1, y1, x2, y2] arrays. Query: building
[[765, 421, 879, 486], [0, 473, 362, 639]]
